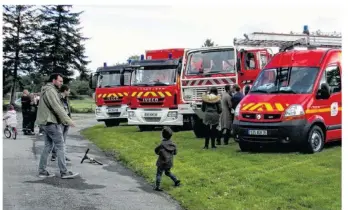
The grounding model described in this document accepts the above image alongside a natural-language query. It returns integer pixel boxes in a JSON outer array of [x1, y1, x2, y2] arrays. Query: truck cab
[[179, 46, 271, 138], [89, 64, 133, 127], [232, 47, 342, 153], [127, 58, 183, 131]]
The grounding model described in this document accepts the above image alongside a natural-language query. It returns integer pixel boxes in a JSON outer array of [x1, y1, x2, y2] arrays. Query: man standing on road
[[21, 89, 32, 135], [36, 73, 79, 179]]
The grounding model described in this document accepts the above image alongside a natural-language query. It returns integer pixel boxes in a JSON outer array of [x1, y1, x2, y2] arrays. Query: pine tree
[[202, 38, 216, 47], [37, 5, 90, 82], [3, 5, 39, 103]]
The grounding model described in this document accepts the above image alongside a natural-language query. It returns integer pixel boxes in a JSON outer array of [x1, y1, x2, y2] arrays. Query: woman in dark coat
[[201, 87, 222, 149]]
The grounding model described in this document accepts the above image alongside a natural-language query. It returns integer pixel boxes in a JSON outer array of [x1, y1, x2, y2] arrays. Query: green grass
[[70, 98, 95, 113], [81, 125, 341, 210], [2, 97, 95, 113]]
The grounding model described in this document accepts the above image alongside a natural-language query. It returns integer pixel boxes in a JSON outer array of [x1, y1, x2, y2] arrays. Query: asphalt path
[[3, 113, 182, 210]]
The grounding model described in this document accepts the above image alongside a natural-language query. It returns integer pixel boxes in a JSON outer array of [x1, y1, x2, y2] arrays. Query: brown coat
[[220, 92, 233, 130]]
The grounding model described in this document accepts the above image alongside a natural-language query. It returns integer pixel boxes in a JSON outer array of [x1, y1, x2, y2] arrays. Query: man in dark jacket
[[231, 84, 244, 134], [154, 127, 181, 191], [21, 89, 32, 135]]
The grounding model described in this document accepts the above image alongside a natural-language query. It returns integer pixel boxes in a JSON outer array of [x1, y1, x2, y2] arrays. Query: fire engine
[[179, 40, 273, 137], [89, 63, 133, 127], [127, 48, 187, 131], [232, 26, 342, 153]]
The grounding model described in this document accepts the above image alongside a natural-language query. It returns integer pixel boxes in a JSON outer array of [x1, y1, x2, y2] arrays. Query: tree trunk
[[10, 7, 21, 105]]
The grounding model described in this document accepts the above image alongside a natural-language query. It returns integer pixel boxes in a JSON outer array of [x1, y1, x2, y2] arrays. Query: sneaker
[[153, 186, 163, 191], [65, 157, 71, 161], [51, 156, 56, 161], [38, 170, 55, 178], [174, 180, 181, 187], [61, 171, 79, 179]]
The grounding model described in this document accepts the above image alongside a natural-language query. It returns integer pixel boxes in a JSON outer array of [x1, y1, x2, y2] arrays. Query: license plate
[[107, 108, 119, 113], [144, 112, 158, 117], [248, 130, 267, 135]]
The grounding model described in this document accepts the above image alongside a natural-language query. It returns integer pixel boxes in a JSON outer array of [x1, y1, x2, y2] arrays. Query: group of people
[[3, 73, 78, 179], [21, 90, 41, 135], [201, 84, 245, 149]]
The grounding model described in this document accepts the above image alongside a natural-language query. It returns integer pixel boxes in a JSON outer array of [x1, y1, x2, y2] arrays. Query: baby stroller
[[3, 118, 17, 140]]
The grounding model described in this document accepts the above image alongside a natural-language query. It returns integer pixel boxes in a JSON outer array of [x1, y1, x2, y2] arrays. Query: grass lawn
[[70, 98, 96, 112], [81, 125, 341, 210]]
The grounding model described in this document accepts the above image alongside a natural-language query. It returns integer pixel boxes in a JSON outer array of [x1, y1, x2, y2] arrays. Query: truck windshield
[[98, 71, 131, 87], [250, 67, 319, 94], [131, 67, 176, 86], [185, 49, 235, 75]]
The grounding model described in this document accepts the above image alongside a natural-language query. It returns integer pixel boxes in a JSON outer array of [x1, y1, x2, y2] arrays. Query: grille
[[184, 86, 225, 101], [241, 113, 281, 120], [144, 117, 161, 122], [108, 113, 120, 117]]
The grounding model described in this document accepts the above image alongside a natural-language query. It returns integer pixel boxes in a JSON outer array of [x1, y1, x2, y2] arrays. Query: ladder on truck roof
[[233, 32, 342, 52]]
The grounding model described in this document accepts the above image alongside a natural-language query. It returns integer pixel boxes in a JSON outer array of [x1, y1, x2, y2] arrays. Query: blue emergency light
[[103, 62, 107, 67], [168, 53, 172, 59], [140, 54, 145, 60], [303, 25, 309, 35]]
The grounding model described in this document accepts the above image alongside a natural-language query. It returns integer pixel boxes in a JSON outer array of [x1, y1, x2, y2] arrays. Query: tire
[[192, 117, 205, 138], [104, 120, 120, 127], [303, 125, 325, 154], [4, 128, 11, 139]]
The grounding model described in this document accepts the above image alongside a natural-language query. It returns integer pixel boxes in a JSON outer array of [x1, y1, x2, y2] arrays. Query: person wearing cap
[[153, 126, 181, 191]]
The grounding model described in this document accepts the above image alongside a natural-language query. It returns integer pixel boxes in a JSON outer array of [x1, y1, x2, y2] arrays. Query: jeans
[[38, 124, 67, 174], [156, 167, 177, 186], [52, 125, 69, 157]]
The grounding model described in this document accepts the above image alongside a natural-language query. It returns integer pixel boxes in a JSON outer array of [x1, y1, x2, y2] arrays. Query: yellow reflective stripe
[[275, 103, 284, 111], [242, 103, 255, 111], [97, 94, 102, 98], [117, 93, 123, 97], [157, 91, 165, 97], [165, 91, 172, 96], [123, 92, 128, 96], [131, 92, 137, 97], [137, 92, 143, 97]]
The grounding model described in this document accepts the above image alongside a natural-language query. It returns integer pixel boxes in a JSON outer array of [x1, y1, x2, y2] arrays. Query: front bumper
[[127, 108, 183, 126], [232, 119, 309, 144], [95, 105, 128, 121]]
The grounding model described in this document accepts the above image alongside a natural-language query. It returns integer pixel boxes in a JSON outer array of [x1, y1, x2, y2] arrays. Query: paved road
[[3, 113, 182, 210]]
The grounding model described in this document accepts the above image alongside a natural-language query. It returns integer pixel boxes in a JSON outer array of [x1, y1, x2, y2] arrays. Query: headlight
[[128, 111, 135, 118], [95, 107, 101, 114], [183, 88, 193, 100], [167, 111, 178, 118], [234, 103, 241, 117], [284, 105, 304, 117]]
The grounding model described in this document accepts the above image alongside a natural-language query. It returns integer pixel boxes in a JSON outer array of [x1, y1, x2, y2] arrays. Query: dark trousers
[[217, 128, 231, 145], [204, 124, 218, 148], [22, 111, 31, 132], [156, 167, 177, 187]]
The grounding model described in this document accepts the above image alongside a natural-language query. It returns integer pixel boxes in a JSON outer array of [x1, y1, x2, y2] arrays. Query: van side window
[[325, 65, 341, 93]]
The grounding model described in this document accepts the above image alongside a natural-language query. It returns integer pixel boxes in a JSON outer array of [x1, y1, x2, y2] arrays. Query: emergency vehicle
[[232, 27, 342, 153], [127, 48, 186, 131], [89, 63, 133, 127], [179, 41, 273, 138]]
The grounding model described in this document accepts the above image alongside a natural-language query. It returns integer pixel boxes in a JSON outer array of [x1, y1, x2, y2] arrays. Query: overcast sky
[[72, 5, 342, 72]]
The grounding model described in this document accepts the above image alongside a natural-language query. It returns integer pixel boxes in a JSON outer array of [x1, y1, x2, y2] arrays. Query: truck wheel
[[138, 125, 154, 132], [192, 116, 205, 138], [105, 120, 120, 127], [303, 125, 325, 154]]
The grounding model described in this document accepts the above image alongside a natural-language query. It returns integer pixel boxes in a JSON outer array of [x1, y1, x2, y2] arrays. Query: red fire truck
[[179, 38, 275, 137], [232, 28, 342, 153], [89, 63, 133, 127], [127, 48, 186, 131]]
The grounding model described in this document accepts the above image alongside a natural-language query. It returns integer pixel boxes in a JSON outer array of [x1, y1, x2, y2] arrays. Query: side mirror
[[316, 83, 330, 99], [244, 85, 251, 95], [89, 73, 98, 90]]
